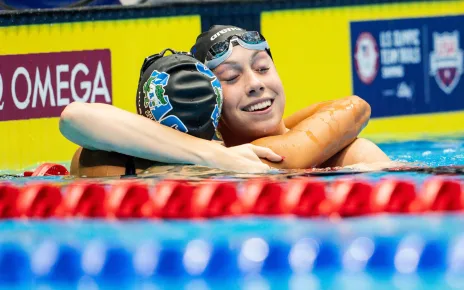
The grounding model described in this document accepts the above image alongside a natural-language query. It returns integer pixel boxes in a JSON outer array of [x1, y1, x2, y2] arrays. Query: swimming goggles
[[205, 31, 270, 70]]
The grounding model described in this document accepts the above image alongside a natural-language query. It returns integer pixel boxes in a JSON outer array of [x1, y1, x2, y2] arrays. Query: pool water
[[0, 138, 463, 289], [1, 137, 464, 184], [381, 138, 464, 167]]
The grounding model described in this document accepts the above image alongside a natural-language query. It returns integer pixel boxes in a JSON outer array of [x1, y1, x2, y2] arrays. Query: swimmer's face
[[213, 46, 285, 139]]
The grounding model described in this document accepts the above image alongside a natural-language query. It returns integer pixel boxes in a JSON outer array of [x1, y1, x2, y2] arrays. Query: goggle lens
[[210, 41, 230, 58], [241, 31, 262, 44]]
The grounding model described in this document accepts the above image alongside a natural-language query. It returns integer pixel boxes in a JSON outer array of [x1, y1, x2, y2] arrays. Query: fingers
[[249, 145, 283, 163], [222, 144, 276, 173], [247, 163, 272, 174]]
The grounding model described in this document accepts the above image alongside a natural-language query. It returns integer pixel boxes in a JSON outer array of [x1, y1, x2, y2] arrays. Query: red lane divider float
[[330, 180, 374, 217], [61, 182, 107, 218], [23, 163, 69, 177], [0, 184, 20, 218], [421, 178, 463, 212], [192, 181, 240, 218], [106, 181, 153, 219], [152, 180, 240, 218], [0, 176, 462, 219], [152, 180, 195, 218], [282, 178, 332, 217], [240, 179, 285, 215], [17, 183, 62, 218], [372, 179, 423, 214]]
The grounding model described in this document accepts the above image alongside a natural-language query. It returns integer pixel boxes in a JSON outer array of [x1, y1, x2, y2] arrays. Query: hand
[[209, 144, 283, 173]]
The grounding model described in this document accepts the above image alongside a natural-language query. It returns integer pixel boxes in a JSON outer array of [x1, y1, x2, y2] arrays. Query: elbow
[[60, 102, 81, 133], [347, 95, 371, 126], [60, 102, 107, 151], [59, 102, 93, 140], [60, 101, 87, 120], [351, 95, 371, 117], [60, 102, 76, 123]]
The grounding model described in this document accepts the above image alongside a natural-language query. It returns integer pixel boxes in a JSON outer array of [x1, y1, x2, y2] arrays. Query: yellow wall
[[0, 16, 201, 171], [261, 1, 464, 138]]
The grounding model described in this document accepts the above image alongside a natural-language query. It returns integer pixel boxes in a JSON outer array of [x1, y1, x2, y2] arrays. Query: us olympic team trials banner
[[350, 15, 463, 118]]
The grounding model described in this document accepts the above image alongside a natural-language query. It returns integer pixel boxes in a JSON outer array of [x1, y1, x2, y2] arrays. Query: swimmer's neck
[[220, 121, 288, 147]]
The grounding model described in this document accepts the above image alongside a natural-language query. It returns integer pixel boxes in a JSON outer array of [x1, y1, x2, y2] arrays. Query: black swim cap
[[191, 25, 245, 63], [136, 49, 223, 140]]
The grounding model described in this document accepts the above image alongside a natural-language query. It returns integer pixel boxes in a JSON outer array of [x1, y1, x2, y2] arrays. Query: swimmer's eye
[[224, 75, 239, 83], [257, 67, 270, 73]]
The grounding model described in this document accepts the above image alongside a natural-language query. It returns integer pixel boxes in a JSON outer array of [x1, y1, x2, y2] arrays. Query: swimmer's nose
[[246, 73, 265, 97]]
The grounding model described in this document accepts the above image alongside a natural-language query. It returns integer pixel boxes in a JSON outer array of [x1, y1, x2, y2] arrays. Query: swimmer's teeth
[[246, 100, 272, 112]]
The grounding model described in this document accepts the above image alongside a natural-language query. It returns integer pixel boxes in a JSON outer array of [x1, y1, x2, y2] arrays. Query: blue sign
[[350, 15, 464, 117]]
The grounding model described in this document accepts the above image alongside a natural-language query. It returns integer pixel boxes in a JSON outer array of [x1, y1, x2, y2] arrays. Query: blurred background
[[0, 0, 130, 9], [0, 2, 463, 290], [0, 0, 463, 170]]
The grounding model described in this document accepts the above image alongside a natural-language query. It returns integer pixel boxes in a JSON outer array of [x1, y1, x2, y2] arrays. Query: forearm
[[59, 102, 220, 165], [321, 138, 390, 167], [253, 95, 371, 168], [284, 100, 335, 129]]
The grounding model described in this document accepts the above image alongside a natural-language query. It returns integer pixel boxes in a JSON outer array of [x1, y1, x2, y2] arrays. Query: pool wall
[[0, 0, 463, 171]]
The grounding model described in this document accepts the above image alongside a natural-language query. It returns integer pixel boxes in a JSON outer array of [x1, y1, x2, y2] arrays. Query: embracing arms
[[283, 99, 336, 129], [60, 102, 219, 165], [60, 96, 387, 174], [252, 95, 384, 168], [60, 102, 282, 174], [283, 97, 390, 167]]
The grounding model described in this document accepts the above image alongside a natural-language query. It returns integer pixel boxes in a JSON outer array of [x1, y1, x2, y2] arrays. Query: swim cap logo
[[195, 62, 223, 129], [430, 31, 463, 94], [210, 27, 243, 41], [143, 71, 169, 108], [143, 70, 188, 132]]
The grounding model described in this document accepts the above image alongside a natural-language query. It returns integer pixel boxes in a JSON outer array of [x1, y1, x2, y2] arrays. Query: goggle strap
[[138, 48, 193, 95], [139, 48, 193, 77]]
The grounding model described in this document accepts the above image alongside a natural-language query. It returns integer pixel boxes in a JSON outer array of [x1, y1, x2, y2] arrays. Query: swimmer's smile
[[241, 98, 274, 114]]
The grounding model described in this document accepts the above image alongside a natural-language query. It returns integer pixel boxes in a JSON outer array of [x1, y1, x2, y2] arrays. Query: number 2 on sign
[[0, 73, 3, 110]]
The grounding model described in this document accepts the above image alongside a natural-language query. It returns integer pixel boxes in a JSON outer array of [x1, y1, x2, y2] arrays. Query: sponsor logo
[[210, 27, 243, 41], [0, 49, 112, 121]]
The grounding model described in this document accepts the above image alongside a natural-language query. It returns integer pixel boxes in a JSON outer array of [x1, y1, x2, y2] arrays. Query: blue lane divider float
[[0, 216, 463, 289]]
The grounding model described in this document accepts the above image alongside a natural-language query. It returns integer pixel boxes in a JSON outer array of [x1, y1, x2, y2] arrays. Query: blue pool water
[[380, 138, 464, 167], [0, 138, 463, 289], [2, 137, 464, 184]]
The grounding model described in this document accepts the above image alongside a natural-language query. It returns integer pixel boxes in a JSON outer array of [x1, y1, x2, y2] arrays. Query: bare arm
[[60, 102, 282, 172], [320, 138, 391, 167], [60, 102, 217, 165], [252, 95, 371, 169], [284, 100, 336, 129], [285, 99, 391, 168]]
